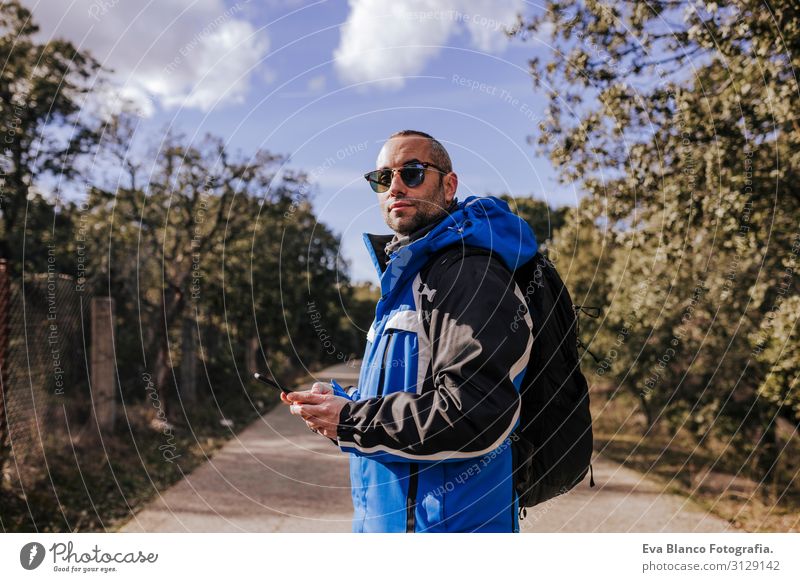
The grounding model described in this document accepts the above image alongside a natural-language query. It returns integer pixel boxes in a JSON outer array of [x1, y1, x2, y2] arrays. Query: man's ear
[[444, 172, 458, 204]]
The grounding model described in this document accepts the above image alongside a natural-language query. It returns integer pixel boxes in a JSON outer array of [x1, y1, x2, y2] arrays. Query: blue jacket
[[334, 196, 537, 532]]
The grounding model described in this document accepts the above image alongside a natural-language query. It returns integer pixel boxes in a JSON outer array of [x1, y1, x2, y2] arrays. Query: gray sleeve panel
[[337, 254, 533, 461]]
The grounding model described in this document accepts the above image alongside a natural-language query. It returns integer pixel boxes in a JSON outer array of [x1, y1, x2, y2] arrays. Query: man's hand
[[281, 382, 348, 440]]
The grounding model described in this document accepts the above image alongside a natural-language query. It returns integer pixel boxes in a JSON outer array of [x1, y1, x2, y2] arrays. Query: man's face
[[374, 136, 457, 235]]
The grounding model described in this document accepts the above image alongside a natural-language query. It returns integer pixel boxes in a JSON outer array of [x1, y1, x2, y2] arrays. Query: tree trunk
[[152, 287, 186, 423], [642, 399, 656, 434], [757, 419, 781, 501], [180, 316, 197, 405], [247, 334, 264, 377], [153, 333, 172, 424]]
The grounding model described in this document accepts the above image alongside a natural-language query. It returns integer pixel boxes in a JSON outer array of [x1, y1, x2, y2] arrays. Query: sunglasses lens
[[365, 166, 430, 192], [365, 170, 390, 193], [400, 167, 425, 188]]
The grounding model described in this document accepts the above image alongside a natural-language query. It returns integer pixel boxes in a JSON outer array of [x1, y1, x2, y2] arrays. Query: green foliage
[[0, 0, 102, 267], [69, 120, 362, 417], [498, 194, 567, 244], [0, 2, 365, 530], [516, 0, 800, 485], [754, 295, 800, 421]]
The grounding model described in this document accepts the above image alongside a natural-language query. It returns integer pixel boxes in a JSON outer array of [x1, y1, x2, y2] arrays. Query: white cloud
[[28, 0, 269, 115], [334, 0, 524, 89]]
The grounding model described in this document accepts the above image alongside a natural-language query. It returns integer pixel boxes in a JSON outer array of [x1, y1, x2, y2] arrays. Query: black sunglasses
[[363, 162, 448, 193]]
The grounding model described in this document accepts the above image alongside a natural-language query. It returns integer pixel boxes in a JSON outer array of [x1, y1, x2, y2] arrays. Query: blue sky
[[29, 0, 578, 282]]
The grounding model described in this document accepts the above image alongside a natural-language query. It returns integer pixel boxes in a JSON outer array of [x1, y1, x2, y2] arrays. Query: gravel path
[[120, 363, 731, 533]]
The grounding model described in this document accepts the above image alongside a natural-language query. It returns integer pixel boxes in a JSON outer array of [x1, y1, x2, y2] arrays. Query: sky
[[26, 0, 579, 283]]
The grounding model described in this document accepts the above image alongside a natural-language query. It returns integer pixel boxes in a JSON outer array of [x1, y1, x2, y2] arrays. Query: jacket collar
[[364, 233, 394, 274], [362, 196, 538, 299], [363, 200, 459, 276]]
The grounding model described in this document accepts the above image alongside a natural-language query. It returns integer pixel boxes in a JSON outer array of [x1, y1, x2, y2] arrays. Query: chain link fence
[[0, 260, 88, 483]]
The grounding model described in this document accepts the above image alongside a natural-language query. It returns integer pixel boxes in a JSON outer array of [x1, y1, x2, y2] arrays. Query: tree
[[515, 0, 800, 481], [88, 123, 288, 419], [0, 0, 105, 479], [499, 194, 567, 246], [0, 1, 102, 268], [80, 118, 360, 422]]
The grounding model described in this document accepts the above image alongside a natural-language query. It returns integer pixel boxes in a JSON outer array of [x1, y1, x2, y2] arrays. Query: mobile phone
[[253, 373, 290, 394]]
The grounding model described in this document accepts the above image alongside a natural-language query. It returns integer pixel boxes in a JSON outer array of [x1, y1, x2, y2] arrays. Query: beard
[[383, 185, 448, 235]]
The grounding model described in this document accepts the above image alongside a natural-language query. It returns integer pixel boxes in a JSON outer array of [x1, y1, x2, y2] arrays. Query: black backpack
[[508, 252, 595, 514], [424, 246, 595, 514]]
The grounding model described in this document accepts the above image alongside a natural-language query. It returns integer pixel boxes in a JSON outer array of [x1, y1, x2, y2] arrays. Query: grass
[[0, 379, 282, 532], [591, 390, 800, 532]]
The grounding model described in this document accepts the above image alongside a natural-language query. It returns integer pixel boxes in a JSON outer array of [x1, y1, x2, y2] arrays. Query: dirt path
[[120, 363, 731, 533]]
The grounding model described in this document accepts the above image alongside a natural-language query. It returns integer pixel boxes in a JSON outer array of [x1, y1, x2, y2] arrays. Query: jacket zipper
[[406, 463, 419, 532]]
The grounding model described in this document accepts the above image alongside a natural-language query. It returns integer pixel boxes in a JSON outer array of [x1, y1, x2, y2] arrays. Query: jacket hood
[[364, 196, 538, 297]]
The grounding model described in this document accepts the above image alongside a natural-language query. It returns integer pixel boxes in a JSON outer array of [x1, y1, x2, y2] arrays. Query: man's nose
[[387, 170, 406, 197]]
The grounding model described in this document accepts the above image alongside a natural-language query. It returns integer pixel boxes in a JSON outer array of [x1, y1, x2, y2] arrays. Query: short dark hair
[[388, 130, 452, 174]]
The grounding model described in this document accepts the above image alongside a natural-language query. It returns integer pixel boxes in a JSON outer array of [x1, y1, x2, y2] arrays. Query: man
[[282, 130, 537, 532]]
